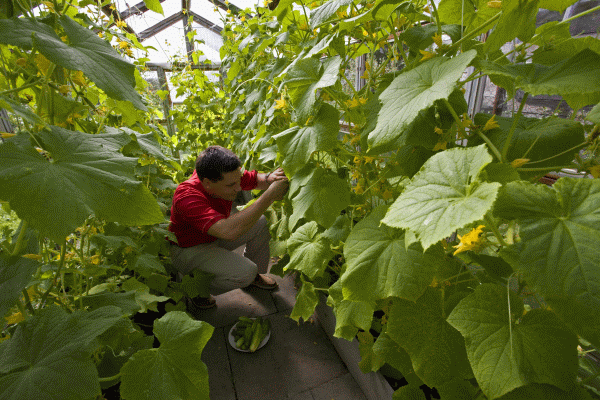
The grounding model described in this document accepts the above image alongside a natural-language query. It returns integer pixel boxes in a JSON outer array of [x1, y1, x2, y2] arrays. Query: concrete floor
[[191, 272, 368, 400]]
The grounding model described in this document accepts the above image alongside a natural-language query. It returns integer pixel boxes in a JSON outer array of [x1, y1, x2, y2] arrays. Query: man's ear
[[201, 178, 212, 189]]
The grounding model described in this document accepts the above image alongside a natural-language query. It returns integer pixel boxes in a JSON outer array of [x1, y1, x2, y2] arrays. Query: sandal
[[250, 274, 279, 290], [186, 295, 217, 310]]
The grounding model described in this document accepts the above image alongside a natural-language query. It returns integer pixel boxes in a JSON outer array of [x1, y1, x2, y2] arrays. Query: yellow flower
[[433, 33, 443, 47], [90, 255, 101, 265], [336, 10, 348, 18], [59, 85, 70, 94], [354, 184, 364, 194], [364, 156, 375, 164], [419, 49, 436, 62], [116, 20, 127, 28], [434, 127, 443, 135], [109, 3, 116, 9], [119, 41, 129, 49], [511, 158, 530, 168], [227, 9, 231, 13], [349, 135, 361, 145], [16, 58, 27, 67], [345, 97, 361, 109], [5, 312, 24, 325], [299, 23, 308, 30], [433, 141, 447, 151], [274, 95, 286, 110], [71, 70, 86, 86], [1, 132, 16, 139], [240, 16, 246, 22], [22, 254, 42, 260], [461, 113, 473, 128], [98, 31, 104, 38], [310, 2, 318, 7], [382, 189, 393, 200], [483, 114, 499, 131], [487, 0, 502, 8], [589, 165, 600, 178], [353, 156, 361, 165], [453, 225, 486, 255]]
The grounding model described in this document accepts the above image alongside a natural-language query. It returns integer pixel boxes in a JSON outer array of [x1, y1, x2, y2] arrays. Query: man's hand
[[267, 177, 289, 201], [267, 167, 287, 184]]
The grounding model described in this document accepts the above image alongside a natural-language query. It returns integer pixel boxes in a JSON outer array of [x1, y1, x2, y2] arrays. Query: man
[[169, 145, 289, 309]]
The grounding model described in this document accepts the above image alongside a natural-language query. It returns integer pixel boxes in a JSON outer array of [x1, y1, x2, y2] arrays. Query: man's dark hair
[[196, 146, 241, 182]]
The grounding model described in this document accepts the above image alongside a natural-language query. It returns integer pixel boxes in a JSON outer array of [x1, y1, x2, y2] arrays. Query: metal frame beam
[[138, 11, 184, 41], [101, 4, 138, 36], [188, 10, 223, 34], [121, 0, 167, 19]]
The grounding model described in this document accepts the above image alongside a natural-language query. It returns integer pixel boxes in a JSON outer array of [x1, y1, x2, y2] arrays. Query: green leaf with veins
[[290, 275, 320, 322], [0, 126, 164, 242], [81, 291, 141, 316], [333, 300, 374, 341], [0, 254, 40, 318], [273, 103, 339, 177], [531, 22, 600, 65], [484, 0, 539, 53], [368, 50, 476, 151], [479, 49, 600, 111], [285, 56, 342, 124], [342, 205, 444, 302], [382, 145, 500, 250], [122, 277, 170, 313], [289, 167, 351, 230], [143, 0, 164, 14], [0, 17, 145, 109], [438, 0, 500, 36], [494, 178, 600, 349], [586, 103, 600, 124], [285, 221, 333, 279], [0, 306, 123, 400], [387, 287, 473, 388], [447, 284, 578, 399], [471, 114, 585, 175], [310, 0, 353, 28], [120, 311, 213, 400]]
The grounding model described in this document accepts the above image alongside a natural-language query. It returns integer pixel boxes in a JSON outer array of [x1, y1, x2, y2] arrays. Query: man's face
[[201, 168, 242, 201]]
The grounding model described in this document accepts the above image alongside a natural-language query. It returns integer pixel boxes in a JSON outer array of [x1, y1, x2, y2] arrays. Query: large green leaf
[[285, 56, 341, 123], [289, 167, 351, 230], [480, 49, 600, 111], [273, 103, 340, 177], [484, 0, 539, 53], [387, 287, 473, 387], [494, 178, 600, 349], [310, 0, 353, 28], [438, 0, 500, 36], [284, 221, 333, 279], [120, 311, 214, 400], [471, 114, 585, 173], [0, 255, 39, 318], [341, 205, 444, 302], [382, 145, 501, 250], [0, 126, 164, 242], [81, 291, 141, 316], [538, 0, 578, 12], [447, 284, 578, 399], [0, 306, 123, 400], [0, 17, 145, 109], [290, 275, 320, 322], [122, 277, 170, 313], [328, 279, 374, 341], [143, 0, 164, 14], [368, 50, 476, 151], [532, 22, 600, 65], [587, 103, 600, 124]]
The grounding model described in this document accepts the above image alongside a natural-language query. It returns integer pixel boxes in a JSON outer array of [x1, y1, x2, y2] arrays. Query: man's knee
[[239, 262, 258, 287]]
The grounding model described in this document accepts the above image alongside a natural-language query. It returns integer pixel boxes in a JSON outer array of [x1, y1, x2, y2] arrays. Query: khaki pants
[[170, 214, 271, 295]]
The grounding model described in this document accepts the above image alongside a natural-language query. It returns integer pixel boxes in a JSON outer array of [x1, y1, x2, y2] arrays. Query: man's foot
[[186, 295, 217, 310], [250, 274, 278, 290]]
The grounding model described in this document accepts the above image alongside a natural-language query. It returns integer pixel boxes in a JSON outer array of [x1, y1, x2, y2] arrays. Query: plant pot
[[314, 294, 395, 400]]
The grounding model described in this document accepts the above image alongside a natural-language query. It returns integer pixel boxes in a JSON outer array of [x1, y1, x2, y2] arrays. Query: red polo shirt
[[169, 170, 258, 247]]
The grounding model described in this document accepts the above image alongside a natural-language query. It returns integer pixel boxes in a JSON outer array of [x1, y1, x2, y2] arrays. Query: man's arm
[[207, 178, 288, 241]]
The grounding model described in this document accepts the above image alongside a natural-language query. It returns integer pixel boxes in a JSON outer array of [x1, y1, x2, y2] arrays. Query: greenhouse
[[1, 0, 600, 398]]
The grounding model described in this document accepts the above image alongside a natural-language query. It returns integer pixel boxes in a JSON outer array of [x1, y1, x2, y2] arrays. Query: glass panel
[[136, 24, 188, 63]]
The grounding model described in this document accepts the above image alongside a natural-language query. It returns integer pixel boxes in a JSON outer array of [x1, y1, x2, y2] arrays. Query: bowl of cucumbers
[[228, 316, 271, 352]]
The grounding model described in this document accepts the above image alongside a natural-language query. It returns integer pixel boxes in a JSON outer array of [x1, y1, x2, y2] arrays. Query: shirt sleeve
[[241, 170, 258, 190], [173, 191, 227, 234]]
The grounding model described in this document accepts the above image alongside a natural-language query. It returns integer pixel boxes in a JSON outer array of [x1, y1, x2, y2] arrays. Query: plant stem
[[11, 220, 29, 256], [446, 12, 501, 54], [428, 0, 442, 37], [22, 288, 36, 314], [517, 165, 574, 172], [484, 214, 508, 247], [98, 373, 121, 383], [474, 129, 503, 162], [40, 239, 67, 307], [501, 93, 528, 162], [0, 80, 43, 96], [523, 142, 588, 165]]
